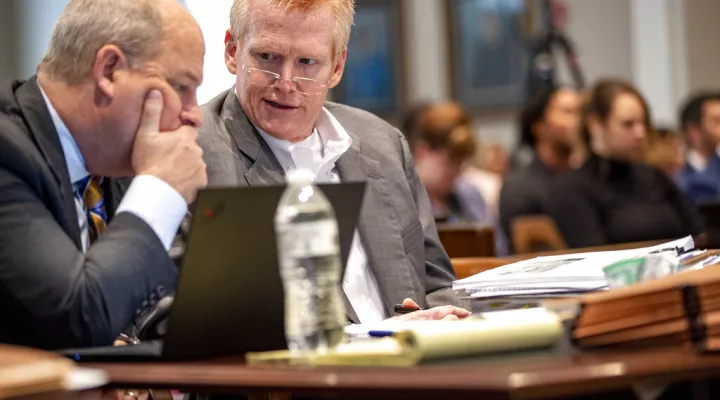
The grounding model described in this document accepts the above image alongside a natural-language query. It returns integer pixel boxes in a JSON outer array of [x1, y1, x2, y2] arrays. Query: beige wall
[[563, 0, 633, 84], [684, 0, 720, 93]]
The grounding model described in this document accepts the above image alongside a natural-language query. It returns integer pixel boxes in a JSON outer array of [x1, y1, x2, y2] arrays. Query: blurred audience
[[644, 127, 685, 177], [404, 102, 507, 255], [499, 86, 581, 250], [674, 92, 720, 203], [546, 79, 701, 248], [462, 143, 506, 219]]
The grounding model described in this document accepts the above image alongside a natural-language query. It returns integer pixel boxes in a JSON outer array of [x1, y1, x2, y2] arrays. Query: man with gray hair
[[0, 0, 206, 349], [199, 0, 469, 322]]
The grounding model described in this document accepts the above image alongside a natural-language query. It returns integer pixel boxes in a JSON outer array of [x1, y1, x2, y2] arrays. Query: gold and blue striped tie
[[76, 176, 107, 243]]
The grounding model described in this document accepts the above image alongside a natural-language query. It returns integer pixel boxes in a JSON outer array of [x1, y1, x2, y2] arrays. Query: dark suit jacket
[[197, 90, 459, 323], [0, 78, 177, 349]]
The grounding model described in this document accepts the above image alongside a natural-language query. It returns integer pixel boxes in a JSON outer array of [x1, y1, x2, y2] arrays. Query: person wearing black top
[[547, 80, 702, 248], [500, 86, 581, 249]]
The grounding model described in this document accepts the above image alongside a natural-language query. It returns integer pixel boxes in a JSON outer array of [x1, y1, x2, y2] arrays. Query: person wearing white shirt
[[198, 0, 471, 323], [0, 0, 207, 350]]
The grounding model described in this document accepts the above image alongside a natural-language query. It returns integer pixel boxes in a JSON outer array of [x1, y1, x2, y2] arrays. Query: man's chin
[[257, 123, 301, 141]]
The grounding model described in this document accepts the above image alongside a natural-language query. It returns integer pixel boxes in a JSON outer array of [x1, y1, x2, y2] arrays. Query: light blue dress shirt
[[37, 83, 187, 252]]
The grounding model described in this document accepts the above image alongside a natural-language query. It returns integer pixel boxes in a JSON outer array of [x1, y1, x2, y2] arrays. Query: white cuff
[[115, 175, 187, 250]]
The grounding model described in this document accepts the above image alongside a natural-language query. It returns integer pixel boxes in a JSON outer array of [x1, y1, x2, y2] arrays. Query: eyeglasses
[[242, 65, 330, 96]]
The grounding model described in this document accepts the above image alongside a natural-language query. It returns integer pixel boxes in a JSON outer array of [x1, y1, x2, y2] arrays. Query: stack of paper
[[453, 237, 696, 312]]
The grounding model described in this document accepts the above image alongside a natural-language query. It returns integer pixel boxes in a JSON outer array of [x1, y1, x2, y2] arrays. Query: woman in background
[[546, 80, 701, 248], [404, 102, 508, 255]]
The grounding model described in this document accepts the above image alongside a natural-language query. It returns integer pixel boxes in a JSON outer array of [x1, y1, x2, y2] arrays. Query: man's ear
[[225, 29, 239, 75], [92, 45, 129, 99], [328, 48, 347, 89]]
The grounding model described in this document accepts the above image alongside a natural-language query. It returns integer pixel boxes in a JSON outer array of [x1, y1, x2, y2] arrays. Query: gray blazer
[[198, 89, 458, 322]]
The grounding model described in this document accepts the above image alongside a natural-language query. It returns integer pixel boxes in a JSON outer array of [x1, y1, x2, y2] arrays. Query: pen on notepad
[[393, 304, 422, 314]]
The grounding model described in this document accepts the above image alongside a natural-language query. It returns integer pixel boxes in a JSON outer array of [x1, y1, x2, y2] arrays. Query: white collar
[[37, 82, 89, 185], [255, 107, 353, 174], [687, 149, 709, 172]]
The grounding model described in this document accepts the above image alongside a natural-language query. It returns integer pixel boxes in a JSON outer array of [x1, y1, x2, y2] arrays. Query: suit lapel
[[336, 134, 419, 318], [104, 178, 132, 220], [219, 91, 285, 187], [16, 78, 82, 249]]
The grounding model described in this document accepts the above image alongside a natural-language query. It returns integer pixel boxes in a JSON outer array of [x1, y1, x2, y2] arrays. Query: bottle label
[[278, 219, 340, 258]]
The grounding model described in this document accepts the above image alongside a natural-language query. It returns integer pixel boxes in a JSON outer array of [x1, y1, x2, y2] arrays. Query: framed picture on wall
[[447, 0, 530, 111], [331, 0, 405, 119]]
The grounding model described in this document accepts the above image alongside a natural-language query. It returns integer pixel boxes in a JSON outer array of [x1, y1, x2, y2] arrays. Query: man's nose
[[274, 77, 296, 94], [181, 106, 203, 128]]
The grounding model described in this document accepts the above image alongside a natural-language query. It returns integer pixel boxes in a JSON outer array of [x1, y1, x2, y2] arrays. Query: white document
[[453, 236, 695, 296]]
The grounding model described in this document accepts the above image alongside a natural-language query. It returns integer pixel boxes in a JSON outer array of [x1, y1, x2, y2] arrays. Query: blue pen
[[368, 330, 395, 338]]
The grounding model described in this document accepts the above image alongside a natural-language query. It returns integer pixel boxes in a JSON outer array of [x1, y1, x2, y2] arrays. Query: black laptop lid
[[161, 182, 366, 360]]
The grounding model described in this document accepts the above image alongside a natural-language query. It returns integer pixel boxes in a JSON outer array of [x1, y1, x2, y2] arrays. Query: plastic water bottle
[[275, 169, 346, 353]]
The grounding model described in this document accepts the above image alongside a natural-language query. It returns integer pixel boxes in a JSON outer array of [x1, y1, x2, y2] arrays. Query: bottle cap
[[286, 168, 315, 185]]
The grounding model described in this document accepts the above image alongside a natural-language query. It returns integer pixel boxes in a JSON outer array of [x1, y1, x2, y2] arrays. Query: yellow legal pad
[[247, 309, 563, 367]]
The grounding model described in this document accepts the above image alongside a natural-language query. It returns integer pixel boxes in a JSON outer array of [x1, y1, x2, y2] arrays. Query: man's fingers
[[137, 90, 163, 136], [388, 305, 471, 321], [402, 298, 420, 308], [430, 305, 471, 320]]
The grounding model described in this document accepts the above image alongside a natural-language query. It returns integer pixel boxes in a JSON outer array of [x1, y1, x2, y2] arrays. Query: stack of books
[[568, 253, 720, 351]]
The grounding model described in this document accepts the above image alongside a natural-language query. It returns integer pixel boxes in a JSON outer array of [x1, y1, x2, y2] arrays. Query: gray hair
[[39, 0, 164, 84]]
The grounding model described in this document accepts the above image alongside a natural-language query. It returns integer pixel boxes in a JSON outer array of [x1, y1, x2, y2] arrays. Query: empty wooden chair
[[511, 215, 567, 255], [436, 223, 495, 259]]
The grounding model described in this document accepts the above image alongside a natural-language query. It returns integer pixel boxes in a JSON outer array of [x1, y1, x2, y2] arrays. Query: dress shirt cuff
[[115, 175, 187, 250]]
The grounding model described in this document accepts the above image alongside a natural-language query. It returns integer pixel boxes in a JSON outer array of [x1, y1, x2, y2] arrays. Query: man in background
[[198, 0, 469, 323], [675, 92, 720, 203], [500, 86, 581, 251], [0, 0, 206, 349]]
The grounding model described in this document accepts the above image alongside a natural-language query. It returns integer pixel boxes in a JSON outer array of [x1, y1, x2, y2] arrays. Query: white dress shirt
[[37, 84, 187, 252], [256, 108, 387, 323]]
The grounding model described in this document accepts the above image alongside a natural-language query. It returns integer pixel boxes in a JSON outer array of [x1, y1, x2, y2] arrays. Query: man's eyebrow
[[182, 71, 202, 85]]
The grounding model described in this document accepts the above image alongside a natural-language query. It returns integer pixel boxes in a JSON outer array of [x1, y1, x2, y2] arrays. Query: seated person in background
[[644, 127, 686, 177], [407, 102, 508, 256], [547, 80, 702, 249], [198, 0, 469, 323], [462, 143, 506, 221], [499, 86, 581, 251], [0, 0, 207, 349], [675, 92, 720, 203]]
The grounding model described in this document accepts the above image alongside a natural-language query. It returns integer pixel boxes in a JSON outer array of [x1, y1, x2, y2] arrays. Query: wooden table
[[83, 345, 720, 399]]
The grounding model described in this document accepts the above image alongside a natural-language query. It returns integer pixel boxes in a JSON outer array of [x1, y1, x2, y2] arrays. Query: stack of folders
[[453, 237, 697, 313], [567, 258, 720, 351], [247, 309, 563, 367]]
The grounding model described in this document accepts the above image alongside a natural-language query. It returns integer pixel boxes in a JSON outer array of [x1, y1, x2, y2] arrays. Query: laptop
[[61, 182, 366, 362]]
